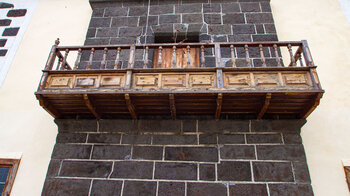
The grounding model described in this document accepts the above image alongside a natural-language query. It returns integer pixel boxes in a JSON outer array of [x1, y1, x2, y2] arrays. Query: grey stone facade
[[42, 119, 313, 196]]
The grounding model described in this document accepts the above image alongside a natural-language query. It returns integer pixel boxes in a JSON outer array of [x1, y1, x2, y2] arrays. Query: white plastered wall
[[272, 0, 350, 195], [0, 0, 91, 195]]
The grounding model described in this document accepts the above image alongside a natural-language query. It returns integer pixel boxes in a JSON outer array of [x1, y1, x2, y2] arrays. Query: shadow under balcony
[[35, 40, 324, 120]]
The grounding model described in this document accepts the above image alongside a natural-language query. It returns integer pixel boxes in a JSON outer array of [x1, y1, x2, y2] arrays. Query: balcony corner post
[[215, 44, 224, 88], [301, 40, 314, 66]]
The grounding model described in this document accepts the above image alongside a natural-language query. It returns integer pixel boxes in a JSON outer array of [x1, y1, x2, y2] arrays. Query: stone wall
[[42, 119, 313, 196], [80, 0, 279, 69]]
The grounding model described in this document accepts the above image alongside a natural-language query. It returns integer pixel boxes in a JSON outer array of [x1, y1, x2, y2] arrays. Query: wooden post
[[215, 44, 223, 88], [186, 45, 191, 68], [158, 46, 162, 68], [55, 57, 62, 70], [230, 45, 236, 68], [100, 47, 108, 69], [44, 38, 60, 70], [288, 44, 296, 67], [273, 44, 282, 67], [83, 94, 101, 119], [215, 93, 223, 120], [74, 48, 82, 70], [144, 46, 149, 69], [125, 94, 137, 119], [244, 44, 251, 67], [172, 46, 177, 68], [128, 45, 136, 69], [201, 45, 205, 68], [87, 48, 95, 70], [257, 93, 271, 119], [169, 94, 176, 120], [114, 47, 121, 69], [301, 40, 315, 66], [259, 44, 266, 67]]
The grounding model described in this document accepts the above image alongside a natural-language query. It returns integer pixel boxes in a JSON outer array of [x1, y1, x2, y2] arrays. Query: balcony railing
[[35, 39, 323, 120]]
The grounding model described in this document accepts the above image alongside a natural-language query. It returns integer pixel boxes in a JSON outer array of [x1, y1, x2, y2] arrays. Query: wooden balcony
[[35, 39, 323, 119]]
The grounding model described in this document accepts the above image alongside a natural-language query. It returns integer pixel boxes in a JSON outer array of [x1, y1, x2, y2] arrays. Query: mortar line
[[152, 161, 156, 179], [89, 145, 94, 160], [120, 180, 125, 196], [88, 179, 93, 196], [266, 184, 270, 196], [108, 161, 115, 178]]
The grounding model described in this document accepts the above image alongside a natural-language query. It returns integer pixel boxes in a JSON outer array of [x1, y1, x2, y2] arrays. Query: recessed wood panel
[[190, 74, 214, 87], [255, 74, 279, 86], [225, 74, 250, 87], [283, 74, 308, 85], [162, 74, 186, 87], [135, 75, 158, 86], [75, 77, 97, 88], [49, 77, 72, 88], [101, 75, 123, 87]]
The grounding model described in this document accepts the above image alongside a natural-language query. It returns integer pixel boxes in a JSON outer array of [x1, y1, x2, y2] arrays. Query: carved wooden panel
[[135, 75, 158, 87], [255, 74, 279, 86], [49, 77, 72, 88], [283, 74, 308, 85], [190, 74, 214, 87], [100, 75, 124, 87], [75, 76, 97, 88], [224, 74, 250, 87], [162, 74, 186, 88]]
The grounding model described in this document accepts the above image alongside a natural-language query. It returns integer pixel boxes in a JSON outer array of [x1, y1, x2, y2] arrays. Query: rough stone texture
[[253, 162, 294, 182], [111, 161, 154, 179], [187, 183, 227, 196], [155, 162, 197, 180], [123, 181, 157, 196], [217, 161, 251, 181], [158, 182, 185, 196], [220, 145, 255, 159], [229, 184, 268, 196], [92, 145, 131, 159], [91, 180, 122, 196], [60, 161, 112, 178], [42, 178, 91, 196]]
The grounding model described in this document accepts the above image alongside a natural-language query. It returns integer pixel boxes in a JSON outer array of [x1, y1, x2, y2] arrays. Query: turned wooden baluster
[[259, 44, 266, 67], [61, 49, 69, 70], [114, 47, 121, 69], [143, 46, 149, 69], [288, 44, 296, 67], [158, 46, 162, 68], [100, 48, 108, 69], [172, 46, 176, 68], [273, 44, 282, 67], [244, 44, 251, 67], [74, 48, 82, 70], [186, 45, 191, 68], [299, 52, 304, 67], [87, 48, 95, 70], [200, 45, 205, 68], [230, 45, 236, 68], [56, 57, 63, 70]]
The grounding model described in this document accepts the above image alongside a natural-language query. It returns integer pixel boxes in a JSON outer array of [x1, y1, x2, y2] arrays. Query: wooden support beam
[[257, 93, 272, 119], [83, 94, 101, 119], [125, 94, 137, 119], [215, 93, 223, 120], [169, 94, 176, 120], [36, 94, 60, 118], [300, 93, 323, 119]]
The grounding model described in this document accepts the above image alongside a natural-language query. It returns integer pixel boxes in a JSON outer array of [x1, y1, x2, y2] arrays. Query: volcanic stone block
[[220, 145, 255, 159], [104, 7, 128, 17], [42, 178, 91, 196], [204, 14, 222, 24], [110, 37, 137, 44], [85, 38, 110, 45], [111, 161, 153, 179], [91, 180, 122, 196], [199, 134, 217, 144], [223, 13, 245, 24], [86, 28, 96, 37], [133, 146, 163, 160], [55, 119, 97, 132], [293, 161, 311, 183], [228, 34, 252, 42], [92, 8, 104, 17], [165, 147, 219, 162], [56, 133, 87, 143], [260, 2, 272, 12], [96, 27, 119, 37], [119, 27, 143, 36], [203, 3, 221, 13], [240, 3, 261, 12], [139, 120, 181, 132], [87, 133, 121, 144], [52, 144, 92, 159], [256, 24, 265, 33], [199, 164, 215, 181], [253, 162, 294, 182], [150, 5, 174, 15], [198, 120, 249, 132], [123, 181, 157, 196], [0, 39, 6, 47], [159, 14, 178, 24], [155, 162, 197, 180], [89, 17, 111, 28], [122, 134, 151, 144], [283, 133, 302, 144], [251, 120, 306, 133], [153, 135, 197, 145], [246, 134, 282, 144], [187, 183, 227, 196], [46, 160, 61, 178], [253, 34, 278, 41], [158, 182, 185, 196], [182, 14, 203, 23], [92, 145, 131, 160], [129, 6, 148, 16], [175, 4, 202, 13], [246, 13, 274, 24], [111, 17, 138, 27], [99, 119, 138, 132], [7, 9, 27, 17], [222, 3, 240, 13], [229, 184, 268, 196], [60, 161, 112, 178], [232, 24, 255, 34], [218, 134, 245, 144], [139, 16, 158, 26], [256, 145, 306, 161], [264, 24, 276, 33], [2, 27, 19, 36], [268, 184, 314, 196], [217, 161, 251, 181], [213, 35, 227, 42]]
